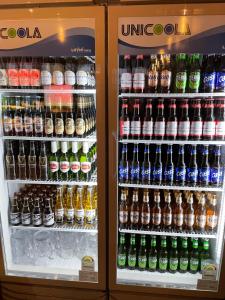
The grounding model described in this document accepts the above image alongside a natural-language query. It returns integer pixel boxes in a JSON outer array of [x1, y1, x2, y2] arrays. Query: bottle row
[[119, 144, 224, 187], [119, 188, 218, 233], [117, 233, 212, 274], [2, 95, 96, 137], [119, 98, 225, 141], [119, 53, 225, 93], [10, 184, 97, 227], [0, 56, 95, 88], [5, 140, 97, 181]]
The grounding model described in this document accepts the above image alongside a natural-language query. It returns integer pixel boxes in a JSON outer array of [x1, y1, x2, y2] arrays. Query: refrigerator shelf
[[118, 183, 222, 192], [119, 92, 225, 98], [119, 139, 225, 146], [0, 88, 96, 95], [6, 178, 97, 186], [119, 228, 216, 239]]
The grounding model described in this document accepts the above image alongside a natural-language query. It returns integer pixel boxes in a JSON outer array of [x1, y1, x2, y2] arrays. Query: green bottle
[[169, 237, 178, 273], [190, 238, 199, 273], [117, 233, 127, 269], [80, 142, 92, 181], [188, 53, 201, 93], [59, 141, 69, 181], [179, 237, 189, 273], [128, 234, 137, 270], [48, 141, 59, 180], [200, 238, 210, 273], [158, 236, 168, 273], [148, 235, 157, 272], [175, 53, 187, 93], [138, 235, 147, 271], [69, 141, 80, 181]]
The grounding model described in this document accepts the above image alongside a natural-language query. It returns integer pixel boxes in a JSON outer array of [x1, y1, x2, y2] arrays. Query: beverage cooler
[[108, 3, 225, 299], [0, 5, 106, 296]]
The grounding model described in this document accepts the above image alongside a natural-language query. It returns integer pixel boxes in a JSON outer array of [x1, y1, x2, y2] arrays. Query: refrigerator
[[0, 5, 106, 300], [108, 3, 225, 300]]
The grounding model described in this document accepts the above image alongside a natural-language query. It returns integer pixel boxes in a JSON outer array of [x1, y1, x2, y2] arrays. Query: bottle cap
[[83, 142, 89, 154], [51, 141, 57, 153], [61, 141, 68, 153], [72, 142, 78, 153]]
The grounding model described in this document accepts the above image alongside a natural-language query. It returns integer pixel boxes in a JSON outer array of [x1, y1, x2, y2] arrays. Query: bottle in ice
[[32, 197, 42, 227], [119, 99, 130, 139], [119, 189, 129, 229], [152, 145, 162, 185], [120, 55, 132, 93], [43, 197, 54, 227], [49, 141, 59, 180], [119, 144, 129, 183], [130, 189, 140, 230], [138, 235, 147, 271], [5, 141, 16, 180], [10, 197, 21, 226], [117, 233, 127, 269], [186, 145, 198, 186], [80, 142, 92, 181], [142, 99, 153, 140]]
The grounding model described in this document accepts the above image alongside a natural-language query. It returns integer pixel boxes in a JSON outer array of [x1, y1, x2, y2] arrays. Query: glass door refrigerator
[[108, 3, 225, 299], [0, 5, 106, 298]]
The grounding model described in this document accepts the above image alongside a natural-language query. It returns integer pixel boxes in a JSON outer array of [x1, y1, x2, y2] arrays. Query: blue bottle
[[152, 145, 162, 185], [141, 144, 151, 184], [163, 144, 174, 185], [199, 145, 210, 186], [216, 54, 225, 92], [175, 145, 186, 185], [130, 144, 140, 184], [210, 145, 223, 186], [119, 143, 129, 183], [186, 145, 198, 186]]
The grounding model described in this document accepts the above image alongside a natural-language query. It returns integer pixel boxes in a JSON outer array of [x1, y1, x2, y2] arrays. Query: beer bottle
[[142, 99, 153, 140], [166, 99, 177, 140], [7, 57, 19, 87], [200, 239, 210, 273], [127, 234, 137, 270], [85, 186, 96, 224], [188, 54, 201, 93], [163, 145, 174, 185], [120, 99, 130, 139], [133, 54, 145, 93], [130, 99, 141, 140], [202, 100, 215, 140], [154, 99, 165, 140], [80, 142, 92, 181], [14, 96, 23, 136], [32, 197, 42, 227], [117, 233, 127, 269], [75, 96, 86, 137], [55, 110, 64, 137], [141, 144, 151, 184], [169, 237, 178, 273], [175, 53, 187, 93], [76, 58, 88, 89], [66, 186, 75, 224], [130, 189, 140, 230], [152, 192, 162, 230], [215, 99, 225, 140], [179, 237, 189, 273], [24, 96, 33, 136], [138, 235, 147, 271], [186, 145, 198, 186], [0, 57, 8, 87], [49, 141, 59, 180], [215, 54, 225, 92], [199, 145, 210, 186], [195, 194, 206, 232], [120, 55, 132, 93], [210, 146, 223, 186], [21, 197, 31, 226], [10, 197, 21, 226], [65, 106, 75, 137], [147, 55, 158, 93], [190, 99, 202, 140], [28, 141, 37, 180], [174, 193, 184, 231], [190, 238, 199, 273], [55, 186, 64, 224], [148, 235, 158, 272], [162, 192, 172, 230], [59, 142, 69, 181], [33, 96, 44, 137], [18, 141, 27, 180], [41, 57, 52, 86], [64, 57, 76, 86], [19, 57, 31, 88], [160, 54, 172, 93], [69, 142, 80, 181], [130, 144, 140, 184], [30, 57, 41, 88], [5, 141, 16, 180], [158, 236, 168, 273], [44, 105, 54, 137], [119, 144, 129, 183], [184, 193, 195, 231], [140, 190, 150, 230], [75, 187, 84, 225], [52, 57, 64, 86], [206, 195, 218, 232], [43, 197, 54, 227], [175, 145, 186, 186], [119, 189, 129, 229], [39, 141, 48, 180], [202, 54, 216, 92], [152, 145, 162, 185], [3, 96, 13, 136], [177, 100, 190, 140]]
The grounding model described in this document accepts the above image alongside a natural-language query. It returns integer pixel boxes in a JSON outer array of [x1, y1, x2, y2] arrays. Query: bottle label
[[120, 120, 130, 136], [180, 257, 189, 270], [203, 121, 215, 137], [141, 212, 150, 225], [163, 166, 174, 182], [163, 213, 172, 226], [148, 70, 158, 88], [34, 116, 43, 133], [154, 121, 165, 136], [190, 121, 202, 136], [70, 161, 80, 173], [159, 257, 168, 270], [0, 69, 7, 86], [186, 167, 198, 183], [141, 165, 151, 181], [130, 166, 140, 181], [85, 209, 96, 223], [120, 72, 132, 89], [130, 211, 139, 224], [43, 213, 54, 226], [184, 213, 195, 227], [142, 120, 153, 136], [152, 166, 162, 181], [190, 258, 199, 271], [76, 118, 85, 135], [118, 254, 126, 267], [130, 121, 141, 136], [45, 118, 54, 135], [65, 70, 76, 85], [119, 211, 128, 224], [75, 209, 84, 224], [10, 212, 20, 225], [3, 116, 13, 132], [55, 208, 64, 219], [175, 213, 184, 226], [175, 167, 186, 182], [22, 213, 31, 225], [66, 208, 75, 218], [169, 258, 178, 271], [55, 118, 64, 135], [60, 161, 70, 173], [189, 72, 200, 90], [178, 121, 190, 137], [175, 72, 187, 90], [203, 72, 216, 89], [19, 69, 30, 86], [160, 70, 171, 88], [33, 213, 42, 226], [196, 215, 206, 228], [216, 121, 225, 137], [206, 215, 218, 229], [30, 69, 41, 86], [148, 256, 157, 270], [133, 72, 145, 89], [76, 70, 88, 86], [199, 167, 210, 183], [81, 162, 91, 173], [50, 161, 59, 173], [53, 70, 63, 85], [8, 69, 19, 86], [65, 118, 75, 135], [216, 72, 225, 90], [210, 167, 223, 185], [138, 256, 147, 269], [24, 116, 33, 133], [128, 254, 136, 267], [166, 121, 177, 136], [14, 116, 23, 133], [119, 164, 129, 181], [41, 70, 52, 85], [152, 213, 161, 225]]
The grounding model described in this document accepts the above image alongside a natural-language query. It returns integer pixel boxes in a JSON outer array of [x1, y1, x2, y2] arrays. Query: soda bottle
[[133, 54, 145, 93], [119, 144, 129, 183], [147, 55, 158, 93], [117, 233, 127, 269], [130, 144, 140, 184], [21, 197, 31, 226], [162, 192, 172, 230], [5, 141, 16, 180], [7, 57, 19, 87], [142, 99, 153, 140], [189, 238, 199, 274], [175, 145, 186, 186], [0, 57, 8, 87], [184, 193, 195, 231], [48, 141, 59, 180], [120, 55, 132, 93], [160, 54, 172, 93], [202, 100, 215, 140], [14, 96, 23, 136], [163, 145, 174, 185], [119, 189, 129, 229], [3, 96, 13, 136], [30, 57, 41, 88], [166, 99, 177, 140], [130, 189, 140, 230], [179, 237, 189, 273], [80, 142, 92, 181], [18, 57, 31, 88], [140, 190, 150, 230], [120, 99, 130, 139], [169, 237, 178, 273], [206, 195, 218, 232], [195, 194, 206, 232], [28, 141, 37, 180], [32, 197, 42, 227], [173, 193, 184, 231], [152, 145, 162, 184], [138, 235, 147, 271], [59, 142, 70, 181], [202, 54, 216, 92], [199, 145, 210, 186], [186, 145, 198, 186], [39, 141, 48, 180], [10, 197, 21, 226], [18, 141, 27, 180], [43, 198, 54, 227], [69, 142, 80, 181], [141, 144, 151, 184], [24, 96, 33, 137], [148, 235, 158, 272], [154, 99, 165, 140], [188, 54, 201, 93], [152, 192, 162, 230], [130, 100, 141, 139], [216, 54, 225, 92], [215, 99, 225, 140], [210, 146, 223, 186], [127, 234, 137, 270], [177, 99, 190, 140], [190, 99, 202, 140], [158, 236, 168, 273], [175, 53, 187, 93]]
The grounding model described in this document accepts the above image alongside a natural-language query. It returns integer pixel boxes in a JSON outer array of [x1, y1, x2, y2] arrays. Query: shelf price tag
[[197, 279, 218, 291], [79, 256, 98, 283]]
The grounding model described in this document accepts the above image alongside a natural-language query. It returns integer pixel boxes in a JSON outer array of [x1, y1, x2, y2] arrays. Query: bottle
[[33, 96, 44, 136], [66, 187, 75, 224], [0, 57, 8, 87], [43, 198, 54, 227], [39, 141, 48, 180], [80, 142, 92, 181], [127, 234, 137, 270], [206, 195, 218, 232], [188, 54, 201, 93], [65, 106, 75, 137], [158, 236, 168, 273], [117, 233, 127, 269], [138, 235, 147, 271], [130, 144, 140, 184], [140, 190, 150, 230], [152, 192, 161, 230], [152, 145, 162, 184], [120, 55, 132, 93], [190, 99, 202, 140], [119, 144, 129, 183], [154, 99, 165, 140], [160, 54, 172, 93], [55, 111, 64, 137], [18, 141, 27, 180], [195, 194, 207, 232], [30, 57, 41, 88], [199, 145, 210, 186], [10, 197, 21, 226], [52, 57, 64, 85], [216, 54, 225, 92], [130, 189, 140, 229], [202, 54, 216, 92], [32, 197, 42, 227], [200, 239, 210, 273], [142, 99, 153, 140], [175, 53, 187, 93], [174, 193, 184, 231], [189, 238, 199, 274], [175, 145, 186, 186], [59, 142, 69, 181], [76, 58, 88, 89], [215, 99, 225, 140], [24, 96, 33, 136], [55, 186, 64, 224], [163, 145, 174, 185], [44, 106, 54, 137], [166, 99, 177, 140], [169, 237, 178, 273], [18, 57, 31, 88], [21, 197, 31, 226], [179, 237, 189, 273], [75, 187, 84, 225], [119, 189, 129, 229], [184, 194, 195, 231], [69, 142, 80, 181], [141, 144, 151, 184], [14, 96, 23, 136], [49, 141, 59, 180], [64, 57, 76, 86], [28, 141, 37, 180], [7, 57, 19, 87], [5, 141, 16, 180], [177, 100, 190, 140], [210, 146, 223, 186], [147, 55, 158, 93], [162, 192, 172, 230], [75, 96, 86, 137], [133, 54, 145, 93], [130, 100, 141, 139], [148, 235, 158, 272], [85, 186, 96, 224], [3, 97, 13, 136], [202, 100, 215, 140], [186, 145, 198, 186], [41, 57, 52, 86], [119, 99, 130, 139]]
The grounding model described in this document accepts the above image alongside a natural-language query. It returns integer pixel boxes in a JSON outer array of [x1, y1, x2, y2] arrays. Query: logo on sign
[[0, 27, 42, 39]]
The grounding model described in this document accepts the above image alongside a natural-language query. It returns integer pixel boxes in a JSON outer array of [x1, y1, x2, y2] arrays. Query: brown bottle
[[173, 193, 184, 231], [162, 192, 172, 230], [5, 141, 16, 180], [43, 198, 54, 227], [195, 194, 206, 232], [18, 141, 27, 180], [206, 195, 218, 232], [130, 189, 140, 230], [119, 189, 129, 229], [184, 193, 195, 231], [152, 192, 161, 230], [28, 141, 37, 180], [10, 197, 21, 226], [141, 189, 150, 230]]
